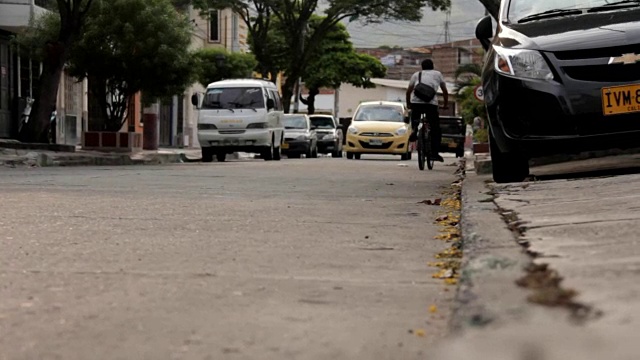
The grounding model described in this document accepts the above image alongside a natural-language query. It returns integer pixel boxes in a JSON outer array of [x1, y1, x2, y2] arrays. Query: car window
[[354, 105, 404, 122], [283, 116, 308, 129], [309, 117, 335, 129], [203, 87, 265, 110], [508, 0, 612, 22]]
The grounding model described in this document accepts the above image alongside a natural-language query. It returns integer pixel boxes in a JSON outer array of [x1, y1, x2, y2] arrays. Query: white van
[[192, 79, 285, 162]]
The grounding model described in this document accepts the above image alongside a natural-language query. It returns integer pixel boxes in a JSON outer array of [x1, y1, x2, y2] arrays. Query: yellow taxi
[[344, 101, 412, 160]]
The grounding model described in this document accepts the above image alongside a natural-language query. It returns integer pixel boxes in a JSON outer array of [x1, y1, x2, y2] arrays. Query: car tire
[[332, 150, 342, 158], [273, 143, 282, 161], [354, 153, 361, 160], [489, 128, 529, 183], [216, 153, 226, 162], [407, 151, 412, 160], [262, 144, 274, 161], [456, 147, 464, 158], [346, 152, 354, 160], [202, 147, 214, 163]]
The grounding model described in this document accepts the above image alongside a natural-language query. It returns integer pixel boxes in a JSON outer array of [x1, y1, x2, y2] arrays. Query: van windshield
[[203, 87, 265, 110]]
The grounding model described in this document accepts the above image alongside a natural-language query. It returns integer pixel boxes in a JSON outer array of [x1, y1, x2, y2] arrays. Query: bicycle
[[416, 112, 434, 171]]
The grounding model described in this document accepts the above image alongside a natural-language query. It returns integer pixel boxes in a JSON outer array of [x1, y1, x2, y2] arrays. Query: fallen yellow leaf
[[414, 329, 426, 337], [429, 305, 438, 313]]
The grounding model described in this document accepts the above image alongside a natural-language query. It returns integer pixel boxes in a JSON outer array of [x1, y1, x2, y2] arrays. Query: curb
[[1, 152, 194, 168], [448, 168, 533, 332]]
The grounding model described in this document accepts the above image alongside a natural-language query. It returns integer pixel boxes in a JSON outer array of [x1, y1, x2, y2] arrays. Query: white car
[[192, 79, 285, 162]]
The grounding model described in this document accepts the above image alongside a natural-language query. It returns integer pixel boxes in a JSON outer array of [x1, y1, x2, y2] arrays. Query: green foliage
[[303, 19, 386, 90], [456, 78, 485, 127], [63, 0, 195, 131], [12, 12, 59, 61], [474, 127, 488, 143], [192, 48, 258, 86]]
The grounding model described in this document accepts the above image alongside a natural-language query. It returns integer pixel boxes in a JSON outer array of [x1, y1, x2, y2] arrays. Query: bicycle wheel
[[425, 129, 434, 170], [417, 126, 425, 171]]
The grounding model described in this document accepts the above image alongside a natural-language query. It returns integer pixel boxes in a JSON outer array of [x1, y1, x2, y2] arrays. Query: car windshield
[[203, 87, 265, 110], [354, 105, 404, 122], [283, 116, 308, 129], [309, 117, 335, 129], [508, 0, 629, 22]]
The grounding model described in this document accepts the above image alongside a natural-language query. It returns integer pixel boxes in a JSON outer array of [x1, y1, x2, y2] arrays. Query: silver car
[[308, 114, 344, 158]]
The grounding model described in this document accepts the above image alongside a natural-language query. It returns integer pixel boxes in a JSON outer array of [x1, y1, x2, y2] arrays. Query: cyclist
[[406, 59, 449, 162]]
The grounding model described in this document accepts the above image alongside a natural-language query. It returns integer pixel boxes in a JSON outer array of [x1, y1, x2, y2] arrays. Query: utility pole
[[444, 9, 451, 44]]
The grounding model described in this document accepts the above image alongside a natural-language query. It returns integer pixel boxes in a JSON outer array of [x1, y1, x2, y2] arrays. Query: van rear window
[[203, 87, 265, 110]]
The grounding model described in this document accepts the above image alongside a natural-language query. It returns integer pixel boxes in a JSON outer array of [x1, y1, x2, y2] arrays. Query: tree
[[188, 0, 450, 111], [453, 63, 482, 94], [192, 48, 258, 87], [18, 0, 95, 143], [300, 19, 386, 114], [62, 0, 195, 132]]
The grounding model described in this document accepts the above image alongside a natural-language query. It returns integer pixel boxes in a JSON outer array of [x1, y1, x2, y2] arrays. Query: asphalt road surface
[[0, 154, 460, 360]]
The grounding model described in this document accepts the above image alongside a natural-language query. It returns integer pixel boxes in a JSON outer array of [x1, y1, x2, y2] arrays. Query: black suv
[[476, 1, 640, 183]]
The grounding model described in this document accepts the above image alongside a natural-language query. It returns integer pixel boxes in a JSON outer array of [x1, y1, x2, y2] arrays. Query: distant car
[[282, 114, 318, 158], [308, 114, 343, 158], [344, 101, 412, 160], [475, 1, 640, 182], [440, 116, 466, 158]]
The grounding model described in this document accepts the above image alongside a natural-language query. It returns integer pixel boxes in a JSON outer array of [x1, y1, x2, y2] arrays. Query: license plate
[[369, 139, 383, 146], [222, 139, 240, 146], [602, 84, 640, 116], [221, 119, 243, 124], [281, 143, 289, 149]]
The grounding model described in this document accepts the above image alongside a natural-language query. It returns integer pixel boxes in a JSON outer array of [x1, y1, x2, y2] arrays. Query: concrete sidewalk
[[0, 147, 203, 167], [429, 158, 640, 360]]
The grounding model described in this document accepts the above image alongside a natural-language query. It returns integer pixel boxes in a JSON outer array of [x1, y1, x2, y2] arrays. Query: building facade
[[0, 0, 86, 144]]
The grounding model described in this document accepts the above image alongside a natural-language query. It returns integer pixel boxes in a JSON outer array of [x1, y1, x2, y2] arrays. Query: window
[[267, 89, 283, 111], [458, 49, 473, 65], [209, 10, 220, 42], [354, 106, 404, 122], [203, 87, 265, 110], [283, 116, 308, 129]]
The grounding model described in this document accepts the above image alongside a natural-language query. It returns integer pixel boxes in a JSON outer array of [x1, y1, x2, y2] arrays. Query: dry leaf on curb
[[414, 329, 426, 337], [429, 305, 438, 314]]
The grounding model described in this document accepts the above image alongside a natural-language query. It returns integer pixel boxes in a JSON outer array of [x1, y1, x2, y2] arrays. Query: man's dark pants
[[410, 103, 441, 154]]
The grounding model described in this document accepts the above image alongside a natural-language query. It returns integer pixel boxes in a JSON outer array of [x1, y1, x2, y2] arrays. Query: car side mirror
[[310, 125, 317, 130], [475, 16, 493, 51], [267, 99, 275, 110]]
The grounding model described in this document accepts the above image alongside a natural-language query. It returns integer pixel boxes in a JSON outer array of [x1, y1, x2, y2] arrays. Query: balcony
[[0, 0, 54, 33]]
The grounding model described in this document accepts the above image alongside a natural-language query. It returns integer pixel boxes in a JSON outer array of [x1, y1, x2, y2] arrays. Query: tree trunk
[[281, 76, 297, 113], [306, 87, 319, 115], [19, 41, 68, 143]]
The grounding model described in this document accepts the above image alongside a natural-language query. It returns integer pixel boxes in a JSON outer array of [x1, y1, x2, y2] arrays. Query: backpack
[[413, 71, 437, 102]]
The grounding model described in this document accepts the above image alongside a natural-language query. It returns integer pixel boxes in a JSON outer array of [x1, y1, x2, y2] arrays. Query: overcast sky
[[343, 0, 486, 48]]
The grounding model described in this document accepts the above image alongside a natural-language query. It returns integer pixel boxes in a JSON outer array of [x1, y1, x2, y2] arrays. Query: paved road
[[0, 155, 460, 360]]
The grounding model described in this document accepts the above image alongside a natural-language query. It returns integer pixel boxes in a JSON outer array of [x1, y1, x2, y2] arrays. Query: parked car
[[475, 2, 640, 183], [282, 114, 318, 158], [440, 116, 466, 158], [308, 114, 344, 157], [344, 101, 411, 160], [192, 79, 284, 162]]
